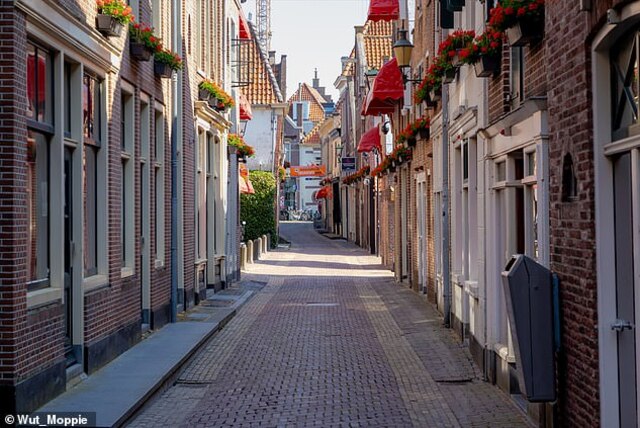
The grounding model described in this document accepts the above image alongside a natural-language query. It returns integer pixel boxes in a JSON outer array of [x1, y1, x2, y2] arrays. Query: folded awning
[[239, 9, 251, 40], [239, 93, 253, 120], [368, 0, 399, 22], [361, 58, 404, 116], [315, 186, 331, 200], [357, 126, 382, 153]]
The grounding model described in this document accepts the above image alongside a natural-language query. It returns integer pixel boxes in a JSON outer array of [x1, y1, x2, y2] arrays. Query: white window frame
[[154, 106, 165, 268]]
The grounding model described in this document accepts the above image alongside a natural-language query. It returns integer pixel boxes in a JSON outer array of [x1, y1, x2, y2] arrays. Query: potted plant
[[409, 116, 430, 140], [129, 23, 160, 61], [228, 134, 255, 160], [489, 0, 545, 47], [438, 30, 475, 68], [154, 46, 182, 78], [96, 0, 133, 37], [198, 80, 235, 112]]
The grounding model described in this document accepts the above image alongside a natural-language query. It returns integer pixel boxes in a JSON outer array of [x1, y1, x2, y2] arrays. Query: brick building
[[0, 0, 249, 414]]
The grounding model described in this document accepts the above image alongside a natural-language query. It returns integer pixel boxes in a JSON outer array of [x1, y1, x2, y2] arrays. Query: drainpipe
[[442, 82, 451, 328], [170, 0, 181, 323]]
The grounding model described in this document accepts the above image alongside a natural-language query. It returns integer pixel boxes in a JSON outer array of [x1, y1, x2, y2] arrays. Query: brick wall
[[544, 1, 628, 425]]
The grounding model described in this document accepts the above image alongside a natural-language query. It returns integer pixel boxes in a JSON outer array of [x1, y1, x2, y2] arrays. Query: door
[[63, 147, 75, 366], [417, 174, 427, 294], [612, 152, 638, 427], [140, 159, 150, 326]]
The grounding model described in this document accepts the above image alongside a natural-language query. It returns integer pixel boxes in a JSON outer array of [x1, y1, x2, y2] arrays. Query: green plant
[[97, 0, 134, 25], [154, 46, 183, 70], [129, 22, 161, 50], [241, 171, 278, 247]]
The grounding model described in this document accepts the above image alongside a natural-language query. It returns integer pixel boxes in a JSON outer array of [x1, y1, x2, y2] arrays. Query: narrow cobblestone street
[[129, 223, 529, 428]]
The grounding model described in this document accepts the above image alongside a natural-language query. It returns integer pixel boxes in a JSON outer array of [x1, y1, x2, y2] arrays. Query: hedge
[[240, 170, 277, 246]]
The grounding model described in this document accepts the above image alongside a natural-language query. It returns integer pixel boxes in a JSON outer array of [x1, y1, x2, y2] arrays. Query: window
[[611, 30, 640, 141], [64, 63, 72, 137], [27, 131, 50, 290], [152, 0, 163, 37], [83, 74, 101, 144], [121, 91, 135, 271], [26, 42, 52, 125], [196, 129, 207, 260], [83, 73, 102, 277], [155, 109, 165, 264], [292, 102, 310, 121], [510, 47, 525, 108], [195, 0, 203, 71]]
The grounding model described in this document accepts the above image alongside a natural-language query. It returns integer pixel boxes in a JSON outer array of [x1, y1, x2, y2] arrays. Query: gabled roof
[[244, 22, 284, 105], [287, 83, 326, 123], [363, 20, 393, 71], [301, 119, 324, 145]]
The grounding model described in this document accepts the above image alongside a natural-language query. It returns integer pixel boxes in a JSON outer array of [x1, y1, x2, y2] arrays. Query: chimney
[[269, 50, 276, 66], [296, 103, 304, 128], [312, 68, 320, 89]]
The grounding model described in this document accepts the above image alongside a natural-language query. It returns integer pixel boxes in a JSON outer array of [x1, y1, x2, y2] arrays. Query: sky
[[242, 0, 369, 102]]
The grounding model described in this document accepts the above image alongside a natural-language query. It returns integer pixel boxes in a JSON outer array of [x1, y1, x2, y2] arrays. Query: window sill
[[27, 287, 63, 309], [155, 259, 165, 269], [121, 267, 135, 279], [194, 259, 207, 267], [84, 274, 109, 293]]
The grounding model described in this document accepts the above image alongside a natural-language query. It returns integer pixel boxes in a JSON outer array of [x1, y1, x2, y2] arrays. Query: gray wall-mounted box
[[502, 255, 556, 402]]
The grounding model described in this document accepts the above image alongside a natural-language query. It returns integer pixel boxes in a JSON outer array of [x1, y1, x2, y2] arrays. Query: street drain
[[305, 303, 339, 307]]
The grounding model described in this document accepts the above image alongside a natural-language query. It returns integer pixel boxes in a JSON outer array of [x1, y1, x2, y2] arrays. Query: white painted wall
[[298, 143, 322, 211], [244, 108, 277, 171]]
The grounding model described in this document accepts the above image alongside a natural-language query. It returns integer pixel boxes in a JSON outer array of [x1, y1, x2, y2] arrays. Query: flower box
[[198, 88, 211, 102], [207, 97, 220, 109], [418, 128, 430, 140], [96, 14, 123, 37], [506, 17, 544, 47], [406, 137, 417, 147], [214, 104, 229, 114], [474, 55, 500, 78], [154, 61, 173, 78], [451, 49, 463, 67], [130, 42, 153, 61]]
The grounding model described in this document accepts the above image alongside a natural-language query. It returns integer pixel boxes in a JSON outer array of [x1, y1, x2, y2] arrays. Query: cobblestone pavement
[[128, 222, 530, 428]]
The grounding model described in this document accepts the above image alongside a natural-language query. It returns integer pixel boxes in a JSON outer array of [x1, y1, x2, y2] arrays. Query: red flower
[[504, 7, 514, 15], [517, 7, 526, 17]]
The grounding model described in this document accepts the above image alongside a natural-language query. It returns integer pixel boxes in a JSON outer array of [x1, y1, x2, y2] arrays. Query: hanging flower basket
[[154, 60, 173, 78], [474, 54, 501, 78], [506, 16, 544, 47], [451, 49, 464, 67], [130, 42, 153, 61], [96, 14, 124, 37], [214, 103, 229, 113], [207, 97, 220, 109], [418, 128, 430, 140], [406, 137, 417, 147], [198, 88, 211, 102]]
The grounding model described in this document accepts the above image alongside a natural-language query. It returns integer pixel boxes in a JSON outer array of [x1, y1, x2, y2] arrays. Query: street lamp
[[239, 119, 249, 136], [393, 28, 421, 87]]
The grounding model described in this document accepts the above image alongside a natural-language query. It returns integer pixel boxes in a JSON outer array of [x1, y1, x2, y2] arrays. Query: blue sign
[[341, 157, 356, 172]]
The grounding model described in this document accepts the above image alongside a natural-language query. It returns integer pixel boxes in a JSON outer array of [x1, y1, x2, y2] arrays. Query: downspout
[[442, 80, 451, 328], [170, 0, 181, 323]]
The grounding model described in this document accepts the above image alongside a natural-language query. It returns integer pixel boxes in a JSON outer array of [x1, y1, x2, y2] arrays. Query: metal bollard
[[254, 238, 261, 261], [246, 240, 254, 264], [266, 234, 271, 250], [240, 243, 247, 270]]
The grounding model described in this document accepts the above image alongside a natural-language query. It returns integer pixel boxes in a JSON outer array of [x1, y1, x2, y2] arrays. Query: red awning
[[361, 58, 404, 116], [239, 93, 253, 120], [368, 0, 399, 22], [239, 9, 251, 40], [315, 186, 331, 200], [357, 126, 382, 153]]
